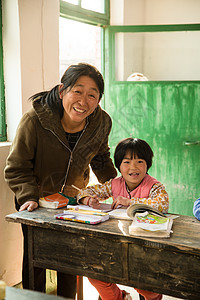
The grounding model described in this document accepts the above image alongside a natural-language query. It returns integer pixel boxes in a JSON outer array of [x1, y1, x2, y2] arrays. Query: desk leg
[[27, 226, 34, 290], [23, 225, 45, 292], [27, 226, 46, 291], [27, 226, 35, 289], [77, 275, 83, 300]]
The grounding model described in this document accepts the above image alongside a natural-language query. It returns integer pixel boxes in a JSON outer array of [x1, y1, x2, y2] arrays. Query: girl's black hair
[[114, 138, 153, 172], [29, 63, 104, 118]]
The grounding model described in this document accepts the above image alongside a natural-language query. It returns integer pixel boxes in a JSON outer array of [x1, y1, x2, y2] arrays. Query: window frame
[[105, 23, 200, 83], [59, 0, 110, 108], [60, 0, 110, 26], [0, 0, 6, 142]]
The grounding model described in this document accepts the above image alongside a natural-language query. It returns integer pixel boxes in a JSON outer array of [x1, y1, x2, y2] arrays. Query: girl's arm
[[112, 183, 169, 213], [130, 183, 169, 213], [193, 198, 200, 221], [76, 179, 112, 207]]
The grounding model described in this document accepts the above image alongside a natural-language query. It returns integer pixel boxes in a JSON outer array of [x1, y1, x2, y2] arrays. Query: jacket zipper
[[61, 120, 89, 192], [45, 119, 89, 193]]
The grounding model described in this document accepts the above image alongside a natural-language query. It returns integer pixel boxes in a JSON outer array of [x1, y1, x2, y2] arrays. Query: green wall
[[105, 82, 200, 216]]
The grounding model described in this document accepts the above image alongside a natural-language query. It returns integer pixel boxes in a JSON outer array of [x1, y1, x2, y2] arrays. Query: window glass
[[62, 0, 79, 4], [59, 17, 101, 77], [62, 0, 105, 13], [115, 30, 200, 81], [81, 0, 104, 13]]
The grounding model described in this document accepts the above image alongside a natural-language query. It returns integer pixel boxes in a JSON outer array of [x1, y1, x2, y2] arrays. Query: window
[[60, 0, 109, 26], [59, 17, 101, 77], [0, 1, 6, 141], [59, 0, 110, 79], [107, 24, 200, 82]]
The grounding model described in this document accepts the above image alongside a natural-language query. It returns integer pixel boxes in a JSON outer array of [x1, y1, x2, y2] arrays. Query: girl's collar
[[125, 182, 131, 193]]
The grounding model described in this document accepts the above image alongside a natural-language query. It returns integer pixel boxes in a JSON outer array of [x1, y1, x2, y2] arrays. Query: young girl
[[77, 138, 169, 300]]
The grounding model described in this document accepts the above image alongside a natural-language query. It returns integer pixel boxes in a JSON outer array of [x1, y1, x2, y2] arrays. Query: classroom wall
[[0, 0, 59, 286], [111, 0, 200, 26], [1, 0, 199, 286]]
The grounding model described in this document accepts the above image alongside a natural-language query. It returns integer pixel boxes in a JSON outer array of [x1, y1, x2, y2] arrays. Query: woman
[[4, 63, 117, 298]]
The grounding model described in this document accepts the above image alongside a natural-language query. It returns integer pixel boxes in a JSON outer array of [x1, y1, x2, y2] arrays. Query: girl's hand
[[83, 196, 100, 209], [111, 196, 131, 209], [19, 201, 38, 212]]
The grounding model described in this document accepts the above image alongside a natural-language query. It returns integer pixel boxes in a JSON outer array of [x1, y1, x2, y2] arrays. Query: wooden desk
[[6, 208, 200, 300]]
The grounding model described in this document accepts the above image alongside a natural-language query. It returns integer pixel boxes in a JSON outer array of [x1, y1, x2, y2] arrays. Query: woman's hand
[[19, 201, 38, 212], [111, 196, 131, 209]]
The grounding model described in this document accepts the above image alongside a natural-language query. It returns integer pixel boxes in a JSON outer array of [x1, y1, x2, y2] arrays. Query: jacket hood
[[32, 98, 106, 140]]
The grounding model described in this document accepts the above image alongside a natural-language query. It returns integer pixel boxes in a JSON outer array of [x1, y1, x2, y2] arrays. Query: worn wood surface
[[6, 208, 200, 299]]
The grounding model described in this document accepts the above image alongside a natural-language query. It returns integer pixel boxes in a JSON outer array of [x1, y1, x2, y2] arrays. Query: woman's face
[[60, 76, 100, 129], [120, 151, 147, 191]]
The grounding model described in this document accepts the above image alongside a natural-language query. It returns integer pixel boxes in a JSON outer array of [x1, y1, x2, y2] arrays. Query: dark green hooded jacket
[[4, 99, 117, 206]]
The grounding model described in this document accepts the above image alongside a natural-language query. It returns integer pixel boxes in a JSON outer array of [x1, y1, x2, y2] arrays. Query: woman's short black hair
[[114, 138, 153, 172], [60, 63, 104, 100], [30, 63, 104, 118]]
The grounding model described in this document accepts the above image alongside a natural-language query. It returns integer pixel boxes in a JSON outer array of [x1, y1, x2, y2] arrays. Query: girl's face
[[119, 151, 147, 191], [60, 75, 100, 130]]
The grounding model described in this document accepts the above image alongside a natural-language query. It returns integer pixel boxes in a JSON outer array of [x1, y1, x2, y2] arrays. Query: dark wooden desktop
[[6, 208, 200, 300]]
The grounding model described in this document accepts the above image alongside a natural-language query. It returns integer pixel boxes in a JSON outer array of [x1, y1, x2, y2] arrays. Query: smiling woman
[[4, 62, 117, 298], [60, 76, 100, 132]]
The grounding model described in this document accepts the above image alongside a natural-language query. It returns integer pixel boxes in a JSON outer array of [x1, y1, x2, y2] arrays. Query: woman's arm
[[90, 150, 117, 184], [4, 112, 39, 207], [90, 116, 117, 183]]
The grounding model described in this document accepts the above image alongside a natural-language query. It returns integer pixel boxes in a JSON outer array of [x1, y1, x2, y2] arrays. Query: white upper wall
[[2, 0, 22, 142], [111, 0, 200, 25], [1, 0, 60, 286], [3, 0, 60, 142], [144, 0, 200, 25]]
